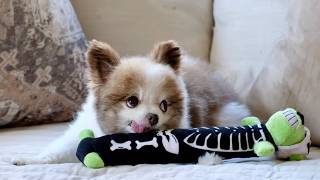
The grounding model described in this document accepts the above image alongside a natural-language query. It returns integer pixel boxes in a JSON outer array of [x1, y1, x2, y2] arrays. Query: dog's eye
[[159, 100, 167, 112], [126, 96, 139, 108]]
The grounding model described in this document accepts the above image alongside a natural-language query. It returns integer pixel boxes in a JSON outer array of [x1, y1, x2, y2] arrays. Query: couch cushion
[[211, 0, 320, 145], [71, 0, 213, 61], [0, 0, 87, 127]]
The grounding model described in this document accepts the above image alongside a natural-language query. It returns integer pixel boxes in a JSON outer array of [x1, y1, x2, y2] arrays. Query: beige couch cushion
[[211, 0, 320, 145], [0, 0, 87, 127], [71, 0, 213, 61]]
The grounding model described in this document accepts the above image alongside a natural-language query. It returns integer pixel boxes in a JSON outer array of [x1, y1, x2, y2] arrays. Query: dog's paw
[[12, 158, 27, 166], [11, 156, 51, 166], [11, 157, 34, 166]]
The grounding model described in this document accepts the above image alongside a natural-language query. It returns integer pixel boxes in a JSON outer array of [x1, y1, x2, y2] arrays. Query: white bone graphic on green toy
[[241, 108, 311, 160], [76, 108, 311, 168]]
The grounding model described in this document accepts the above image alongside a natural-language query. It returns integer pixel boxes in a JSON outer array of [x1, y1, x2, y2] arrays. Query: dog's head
[[87, 40, 188, 134]]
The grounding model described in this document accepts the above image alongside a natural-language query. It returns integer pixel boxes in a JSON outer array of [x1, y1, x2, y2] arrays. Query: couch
[[1, 0, 320, 179]]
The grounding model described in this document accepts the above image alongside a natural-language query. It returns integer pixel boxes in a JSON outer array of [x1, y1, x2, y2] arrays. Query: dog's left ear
[[151, 40, 182, 72]]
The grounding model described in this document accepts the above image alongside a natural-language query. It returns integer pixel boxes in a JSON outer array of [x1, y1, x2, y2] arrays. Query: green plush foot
[[241, 117, 261, 126], [289, 154, 306, 161], [84, 152, 104, 169], [80, 129, 95, 140], [253, 141, 275, 157]]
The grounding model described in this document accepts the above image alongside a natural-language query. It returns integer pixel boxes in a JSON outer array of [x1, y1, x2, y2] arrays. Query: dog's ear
[[87, 40, 120, 85], [151, 40, 182, 72]]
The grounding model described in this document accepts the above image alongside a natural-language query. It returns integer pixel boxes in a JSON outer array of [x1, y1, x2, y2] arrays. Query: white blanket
[[1, 123, 320, 180]]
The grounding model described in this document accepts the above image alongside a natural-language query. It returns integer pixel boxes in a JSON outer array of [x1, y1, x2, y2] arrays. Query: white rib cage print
[[183, 124, 267, 153]]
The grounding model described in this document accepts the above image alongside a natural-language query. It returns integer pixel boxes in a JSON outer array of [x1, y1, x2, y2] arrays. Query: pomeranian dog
[[13, 40, 250, 165]]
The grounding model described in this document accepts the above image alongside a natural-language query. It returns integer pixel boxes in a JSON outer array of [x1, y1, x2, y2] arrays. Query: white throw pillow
[[211, 0, 320, 145]]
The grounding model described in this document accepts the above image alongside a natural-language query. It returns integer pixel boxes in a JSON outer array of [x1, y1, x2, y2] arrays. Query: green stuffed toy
[[76, 108, 311, 168], [242, 108, 311, 160]]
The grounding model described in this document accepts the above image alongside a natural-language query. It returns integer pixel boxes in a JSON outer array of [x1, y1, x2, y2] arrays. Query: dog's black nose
[[146, 113, 158, 126]]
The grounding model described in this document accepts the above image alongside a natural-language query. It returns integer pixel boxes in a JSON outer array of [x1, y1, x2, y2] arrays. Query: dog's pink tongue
[[131, 121, 145, 133]]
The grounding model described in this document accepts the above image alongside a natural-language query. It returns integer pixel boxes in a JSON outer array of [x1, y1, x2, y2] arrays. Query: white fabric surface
[[211, 0, 320, 145], [211, 0, 290, 99], [1, 123, 320, 180]]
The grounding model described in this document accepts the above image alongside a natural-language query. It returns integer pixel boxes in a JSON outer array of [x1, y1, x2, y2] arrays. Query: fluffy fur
[[198, 152, 223, 165], [12, 40, 250, 165]]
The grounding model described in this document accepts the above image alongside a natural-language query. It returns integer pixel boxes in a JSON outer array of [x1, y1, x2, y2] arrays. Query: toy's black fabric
[[76, 124, 276, 166]]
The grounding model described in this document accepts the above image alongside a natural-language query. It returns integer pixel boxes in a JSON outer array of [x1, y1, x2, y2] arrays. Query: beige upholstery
[[211, 0, 320, 145], [71, 0, 213, 61]]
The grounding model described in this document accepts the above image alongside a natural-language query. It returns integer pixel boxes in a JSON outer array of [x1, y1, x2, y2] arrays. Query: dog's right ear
[[151, 40, 182, 73], [87, 40, 120, 85]]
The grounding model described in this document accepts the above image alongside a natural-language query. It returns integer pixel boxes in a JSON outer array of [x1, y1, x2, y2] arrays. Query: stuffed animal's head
[[266, 108, 305, 146]]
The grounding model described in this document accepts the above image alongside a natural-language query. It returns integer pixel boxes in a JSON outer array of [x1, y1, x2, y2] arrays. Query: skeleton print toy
[[76, 108, 311, 168]]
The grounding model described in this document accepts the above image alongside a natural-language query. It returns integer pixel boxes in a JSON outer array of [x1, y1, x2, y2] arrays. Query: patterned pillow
[[0, 0, 87, 126]]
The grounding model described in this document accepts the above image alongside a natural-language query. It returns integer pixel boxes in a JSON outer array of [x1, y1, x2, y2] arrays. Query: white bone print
[[110, 140, 132, 151], [157, 130, 179, 154], [184, 126, 267, 152], [135, 137, 158, 149]]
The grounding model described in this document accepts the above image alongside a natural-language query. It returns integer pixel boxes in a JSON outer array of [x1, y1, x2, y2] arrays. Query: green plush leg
[[253, 141, 275, 157], [84, 152, 105, 169], [241, 117, 261, 126], [289, 154, 306, 161], [80, 129, 95, 140]]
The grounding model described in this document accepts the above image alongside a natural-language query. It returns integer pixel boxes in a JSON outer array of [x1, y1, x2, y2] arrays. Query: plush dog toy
[[76, 108, 311, 168]]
